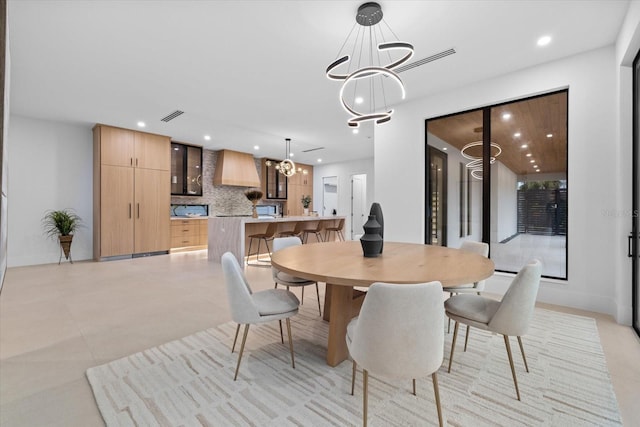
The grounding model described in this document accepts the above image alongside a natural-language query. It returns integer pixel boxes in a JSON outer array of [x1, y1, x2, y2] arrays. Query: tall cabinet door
[[100, 165, 134, 257], [99, 126, 134, 167], [135, 132, 170, 171], [134, 168, 170, 253]]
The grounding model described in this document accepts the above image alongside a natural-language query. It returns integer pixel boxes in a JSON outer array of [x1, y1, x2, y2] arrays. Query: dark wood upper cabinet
[[262, 158, 288, 199], [171, 142, 203, 196]]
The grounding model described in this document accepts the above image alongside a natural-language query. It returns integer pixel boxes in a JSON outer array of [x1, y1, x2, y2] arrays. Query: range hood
[[212, 149, 261, 187]]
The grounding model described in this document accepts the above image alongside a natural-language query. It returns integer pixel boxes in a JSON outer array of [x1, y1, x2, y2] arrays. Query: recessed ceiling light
[[289, 152, 294, 157], [254, 145, 259, 150], [353, 129, 359, 134], [514, 132, 521, 138], [317, 158, 323, 163], [204, 135, 211, 141], [530, 160, 536, 163], [173, 147, 179, 151], [443, 147, 447, 151], [521, 144, 528, 149], [536, 169, 540, 172], [195, 165, 200, 169], [537, 35, 552, 47], [137, 121, 146, 128], [546, 133, 553, 138], [502, 113, 511, 120], [355, 97, 364, 104], [526, 153, 532, 157]]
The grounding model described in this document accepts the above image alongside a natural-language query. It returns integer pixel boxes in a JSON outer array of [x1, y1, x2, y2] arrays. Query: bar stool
[[246, 222, 277, 265], [301, 221, 324, 243], [278, 221, 305, 238], [323, 218, 345, 242]]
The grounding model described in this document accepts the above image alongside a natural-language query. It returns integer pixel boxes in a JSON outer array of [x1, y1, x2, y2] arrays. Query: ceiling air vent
[[302, 147, 325, 153], [160, 110, 184, 122], [396, 48, 456, 73]]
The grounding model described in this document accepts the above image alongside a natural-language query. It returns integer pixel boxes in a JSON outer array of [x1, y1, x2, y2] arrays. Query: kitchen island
[[208, 215, 345, 263]]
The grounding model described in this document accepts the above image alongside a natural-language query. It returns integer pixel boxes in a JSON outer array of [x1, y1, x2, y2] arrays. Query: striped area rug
[[86, 305, 621, 426]]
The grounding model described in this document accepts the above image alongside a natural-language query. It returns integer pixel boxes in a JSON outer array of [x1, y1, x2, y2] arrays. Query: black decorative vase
[[369, 202, 384, 254], [360, 215, 383, 257]]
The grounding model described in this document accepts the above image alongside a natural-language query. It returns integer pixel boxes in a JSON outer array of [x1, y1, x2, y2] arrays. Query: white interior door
[[351, 174, 367, 239], [322, 176, 338, 216]]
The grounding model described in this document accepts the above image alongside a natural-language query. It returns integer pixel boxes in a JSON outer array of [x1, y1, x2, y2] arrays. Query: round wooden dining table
[[270, 240, 495, 366]]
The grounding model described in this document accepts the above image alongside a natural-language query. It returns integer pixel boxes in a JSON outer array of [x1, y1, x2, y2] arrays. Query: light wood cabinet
[[170, 218, 208, 250], [285, 163, 313, 216], [94, 124, 171, 259]]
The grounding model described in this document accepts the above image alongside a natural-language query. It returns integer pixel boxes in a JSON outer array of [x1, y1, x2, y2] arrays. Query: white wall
[[7, 115, 93, 266], [376, 46, 627, 320], [491, 161, 518, 243], [313, 157, 374, 240]]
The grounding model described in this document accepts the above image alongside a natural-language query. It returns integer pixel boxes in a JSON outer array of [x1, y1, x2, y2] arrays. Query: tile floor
[[0, 250, 638, 426]]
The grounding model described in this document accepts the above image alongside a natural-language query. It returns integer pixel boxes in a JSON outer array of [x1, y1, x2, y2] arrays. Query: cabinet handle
[[137, 203, 140, 218], [130, 157, 133, 166], [136, 158, 138, 167], [128, 203, 132, 218]]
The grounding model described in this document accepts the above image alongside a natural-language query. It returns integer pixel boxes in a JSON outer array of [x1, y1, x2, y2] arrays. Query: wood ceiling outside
[[427, 91, 567, 176]]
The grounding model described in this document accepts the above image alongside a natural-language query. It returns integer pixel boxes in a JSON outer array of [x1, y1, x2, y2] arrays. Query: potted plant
[[42, 209, 82, 263], [301, 195, 312, 215], [244, 189, 263, 218]]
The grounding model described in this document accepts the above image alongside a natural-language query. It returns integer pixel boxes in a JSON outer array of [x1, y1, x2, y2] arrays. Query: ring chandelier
[[326, 2, 414, 128], [460, 141, 502, 180]]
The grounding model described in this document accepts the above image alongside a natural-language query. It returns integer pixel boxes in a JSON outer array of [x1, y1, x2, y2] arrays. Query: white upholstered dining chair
[[443, 240, 490, 343], [445, 259, 542, 400], [221, 252, 300, 381], [272, 237, 322, 315], [347, 281, 445, 427]]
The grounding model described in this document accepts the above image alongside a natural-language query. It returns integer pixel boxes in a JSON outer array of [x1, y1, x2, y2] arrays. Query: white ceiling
[[7, 0, 629, 165]]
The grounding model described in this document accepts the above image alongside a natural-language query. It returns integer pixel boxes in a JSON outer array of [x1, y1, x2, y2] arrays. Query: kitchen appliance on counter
[[256, 205, 279, 217]]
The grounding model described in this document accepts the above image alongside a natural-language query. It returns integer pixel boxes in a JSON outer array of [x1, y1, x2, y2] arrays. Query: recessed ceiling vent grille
[[396, 48, 456, 73], [160, 110, 184, 122], [302, 147, 325, 153]]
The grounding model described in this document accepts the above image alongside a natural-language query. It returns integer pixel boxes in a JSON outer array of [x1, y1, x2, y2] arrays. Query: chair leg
[[503, 335, 521, 401], [432, 373, 443, 427], [447, 317, 451, 333], [363, 369, 369, 427], [517, 336, 529, 373], [274, 282, 278, 288], [234, 324, 250, 381], [315, 282, 322, 316], [279, 319, 284, 344], [286, 318, 295, 369], [338, 230, 345, 241], [412, 378, 416, 396], [351, 360, 357, 395], [246, 238, 254, 265], [255, 238, 262, 262], [231, 323, 240, 353], [265, 238, 272, 261], [301, 286, 305, 304], [448, 321, 459, 373], [464, 325, 471, 352]]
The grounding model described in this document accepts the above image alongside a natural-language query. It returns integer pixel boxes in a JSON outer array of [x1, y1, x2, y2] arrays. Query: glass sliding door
[[426, 109, 484, 248], [489, 92, 568, 279], [425, 90, 568, 279]]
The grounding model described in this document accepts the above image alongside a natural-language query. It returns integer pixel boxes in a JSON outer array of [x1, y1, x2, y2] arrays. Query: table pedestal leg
[[324, 284, 367, 366]]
